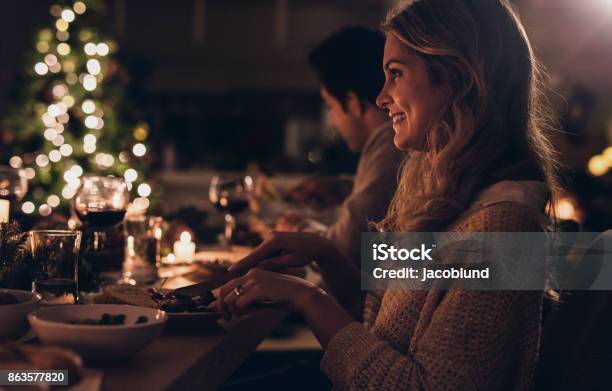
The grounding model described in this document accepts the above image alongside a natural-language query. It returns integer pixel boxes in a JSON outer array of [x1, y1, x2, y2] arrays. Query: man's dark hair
[[308, 26, 385, 109]]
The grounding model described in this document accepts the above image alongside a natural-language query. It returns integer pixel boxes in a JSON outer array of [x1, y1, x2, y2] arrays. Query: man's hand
[[275, 211, 307, 232], [285, 177, 352, 209]]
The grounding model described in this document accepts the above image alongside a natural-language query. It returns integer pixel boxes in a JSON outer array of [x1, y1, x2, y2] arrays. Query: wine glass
[[0, 165, 28, 221], [209, 175, 254, 246], [73, 176, 129, 250]]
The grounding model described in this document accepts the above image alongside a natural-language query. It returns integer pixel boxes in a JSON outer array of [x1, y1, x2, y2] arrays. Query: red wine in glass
[[209, 175, 254, 246], [75, 208, 126, 229], [73, 176, 129, 251], [213, 196, 250, 215]]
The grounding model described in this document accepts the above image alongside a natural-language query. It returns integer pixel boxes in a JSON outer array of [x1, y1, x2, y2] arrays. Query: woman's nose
[[376, 84, 391, 110]]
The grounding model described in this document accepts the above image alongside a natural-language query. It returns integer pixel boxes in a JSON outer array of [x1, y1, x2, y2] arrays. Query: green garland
[[0, 222, 32, 290]]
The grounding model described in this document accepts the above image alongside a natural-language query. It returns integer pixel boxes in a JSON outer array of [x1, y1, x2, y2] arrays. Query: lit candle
[[0, 199, 9, 224], [126, 235, 135, 258], [173, 231, 195, 262]]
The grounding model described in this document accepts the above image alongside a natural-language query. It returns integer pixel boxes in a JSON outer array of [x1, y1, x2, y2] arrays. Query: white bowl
[[0, 289, 42, 341], [28, 304, 167, 359]]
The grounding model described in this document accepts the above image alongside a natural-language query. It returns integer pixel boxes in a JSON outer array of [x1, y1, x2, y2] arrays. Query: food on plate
[[93, 285, 158, 308], [149, 289, 216, 313], [68, 313, 148, 325], [94, 285, 216, 314], [0, 291, 19, 305]]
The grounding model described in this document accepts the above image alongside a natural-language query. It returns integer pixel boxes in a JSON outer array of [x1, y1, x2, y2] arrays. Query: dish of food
[[94, 285, 216, 313], [93, 285, 220, 328], [28, 304, 167, 359]]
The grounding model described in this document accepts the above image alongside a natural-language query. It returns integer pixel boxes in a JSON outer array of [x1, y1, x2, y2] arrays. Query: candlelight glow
[[180, 231, 192, 242], [588, 155, 608, 176]]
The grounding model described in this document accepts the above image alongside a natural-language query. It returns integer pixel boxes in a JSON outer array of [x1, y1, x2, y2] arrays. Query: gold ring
[[233, 286, 244, 297]]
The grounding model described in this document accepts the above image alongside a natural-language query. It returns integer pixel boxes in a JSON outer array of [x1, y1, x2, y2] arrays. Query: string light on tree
[[124, 168, 138, 182], [84, 42, 97, 55], [47, 195, 61, 207], [137, 183, 151, 197], [133, 143, 146, 157], [86, 59, 101, 75], [22, 202, 35, 214], [2, 1, 151, 215], [34, 62, 48, 75], [60, 144, 73, 156], [96, 43, 109, 56], [24, 168, 36, 180], [61, 9, 75, 23], [73, 2, 86, 14], [9, 156, 23, 168]]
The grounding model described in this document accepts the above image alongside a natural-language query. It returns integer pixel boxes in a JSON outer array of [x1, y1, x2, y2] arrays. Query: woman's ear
[[345, 91, 367, 117]]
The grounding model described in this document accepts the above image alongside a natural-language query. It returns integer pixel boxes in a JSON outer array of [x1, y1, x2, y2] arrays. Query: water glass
[[123, 215, 163, 285], [29, 230, 82, 305]]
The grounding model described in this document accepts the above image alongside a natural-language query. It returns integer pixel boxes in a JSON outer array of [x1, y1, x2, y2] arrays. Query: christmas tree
[[1, 0, 151, 217]]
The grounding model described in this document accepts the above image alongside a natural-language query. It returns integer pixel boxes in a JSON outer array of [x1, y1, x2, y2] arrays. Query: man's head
[[309, 27, 386, 152]]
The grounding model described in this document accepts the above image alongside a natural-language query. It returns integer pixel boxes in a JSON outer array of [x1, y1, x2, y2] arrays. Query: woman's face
[[376, 33, 447, 151]]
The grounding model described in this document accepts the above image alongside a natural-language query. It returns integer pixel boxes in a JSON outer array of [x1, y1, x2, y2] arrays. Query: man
[[277, 26, 405, 265]]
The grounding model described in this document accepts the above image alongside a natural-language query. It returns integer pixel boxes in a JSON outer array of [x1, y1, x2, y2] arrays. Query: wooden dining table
[[99, 309, 287, 391], [17, 250, 291, 390], [98, 252, 289, 390]]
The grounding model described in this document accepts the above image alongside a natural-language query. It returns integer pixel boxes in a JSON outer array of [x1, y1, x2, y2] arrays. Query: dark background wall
[[1, 0, 611, 173]]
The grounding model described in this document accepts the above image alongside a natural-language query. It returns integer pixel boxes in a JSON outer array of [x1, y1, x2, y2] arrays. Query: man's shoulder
[[361, 124, 405, 164]]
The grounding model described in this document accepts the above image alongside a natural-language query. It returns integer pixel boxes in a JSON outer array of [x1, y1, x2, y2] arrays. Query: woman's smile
[[390, 111, 406, 126]]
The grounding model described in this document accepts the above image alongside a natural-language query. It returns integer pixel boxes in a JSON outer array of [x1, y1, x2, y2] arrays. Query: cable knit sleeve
[[321, 290, 541, 390], [321, 203, 545, 390]]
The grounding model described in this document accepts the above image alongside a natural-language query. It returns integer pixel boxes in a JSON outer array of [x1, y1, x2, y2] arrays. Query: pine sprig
[[0, 221, 31, 290]]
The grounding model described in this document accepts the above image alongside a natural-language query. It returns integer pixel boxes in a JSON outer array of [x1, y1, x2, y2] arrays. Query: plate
[[158, 289, 221, 330]]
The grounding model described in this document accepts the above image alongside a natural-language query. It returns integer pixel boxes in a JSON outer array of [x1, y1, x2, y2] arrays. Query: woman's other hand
[[228, 231, 338, 273]]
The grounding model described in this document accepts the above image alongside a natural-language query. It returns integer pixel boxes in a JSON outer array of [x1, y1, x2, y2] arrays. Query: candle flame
[[180, 231, 191, 242]]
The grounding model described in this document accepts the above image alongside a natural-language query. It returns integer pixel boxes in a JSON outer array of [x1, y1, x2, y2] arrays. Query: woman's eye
[[387, 68, 402, 80]]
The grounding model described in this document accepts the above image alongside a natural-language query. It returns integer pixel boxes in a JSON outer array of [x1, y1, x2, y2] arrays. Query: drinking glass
[[29, 230, 82, 305], [73, 176, 129, 250], [122, 215, 163, 285], [209, 175, 253, 246]]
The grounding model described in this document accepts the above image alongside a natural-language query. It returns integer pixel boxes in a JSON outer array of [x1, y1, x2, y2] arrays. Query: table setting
[[0, 166, 309, 391]]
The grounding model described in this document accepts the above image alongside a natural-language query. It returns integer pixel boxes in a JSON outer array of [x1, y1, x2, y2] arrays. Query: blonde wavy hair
[[378, 0, 563, 232]]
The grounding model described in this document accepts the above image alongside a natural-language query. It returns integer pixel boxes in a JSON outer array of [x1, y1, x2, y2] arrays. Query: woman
[[216, 0, 561, 389]]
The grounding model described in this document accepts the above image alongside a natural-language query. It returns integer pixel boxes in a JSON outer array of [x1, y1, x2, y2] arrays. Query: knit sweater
[[321, 183, 549, 390]]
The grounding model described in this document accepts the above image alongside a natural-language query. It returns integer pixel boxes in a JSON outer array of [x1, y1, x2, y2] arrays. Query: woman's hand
[[217, 269, 356, 348], [228, 231, 339, 273], [215, 268, 324, 320]]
